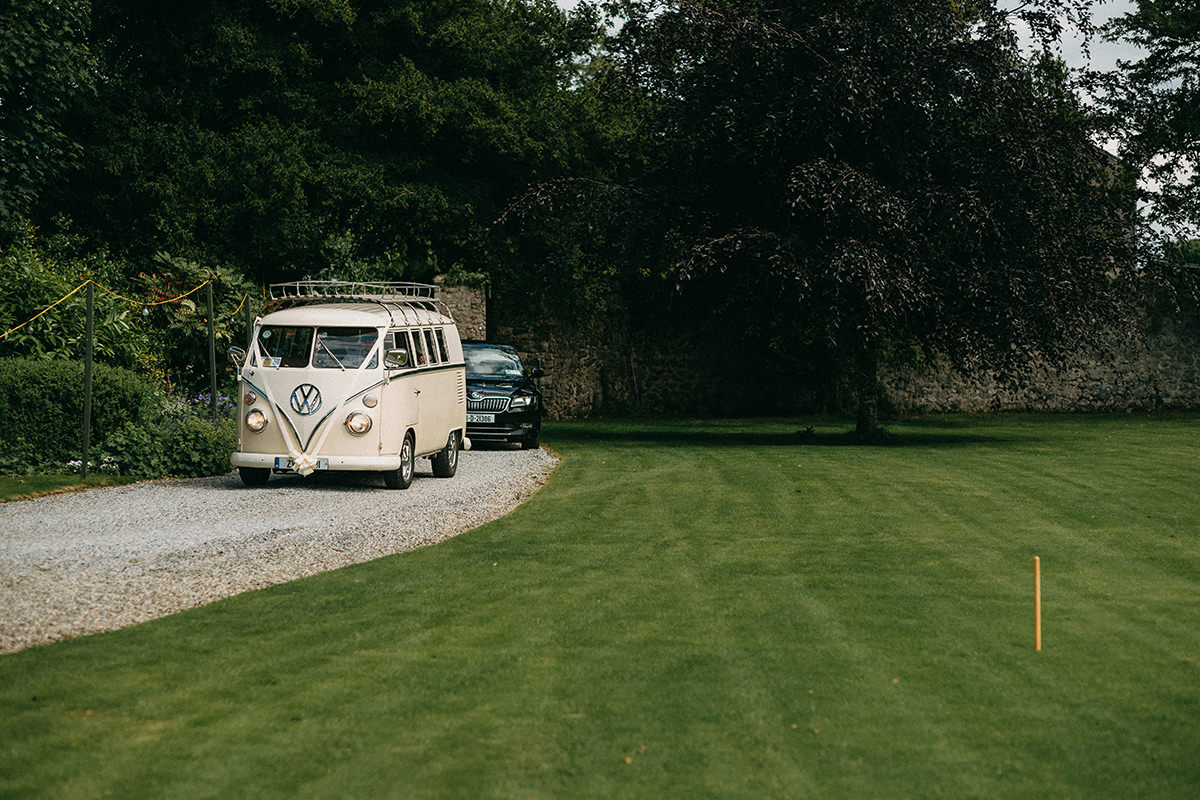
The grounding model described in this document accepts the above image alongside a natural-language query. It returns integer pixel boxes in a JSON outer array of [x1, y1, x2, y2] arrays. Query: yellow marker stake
[[1034, 556, 1042, 652]]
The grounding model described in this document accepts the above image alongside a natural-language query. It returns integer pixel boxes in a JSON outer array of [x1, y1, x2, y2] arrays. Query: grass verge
[[0, 474, 143, 503], [1, 415, 1197, 798]]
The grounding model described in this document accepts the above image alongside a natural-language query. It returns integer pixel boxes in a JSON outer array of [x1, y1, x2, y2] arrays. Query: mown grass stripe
[[1, 414, 1198, 799]]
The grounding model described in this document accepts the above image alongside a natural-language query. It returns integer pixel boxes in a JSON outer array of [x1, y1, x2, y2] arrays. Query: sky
[[554, 0, 1148, 74], [1020, 0, 1145, 73]]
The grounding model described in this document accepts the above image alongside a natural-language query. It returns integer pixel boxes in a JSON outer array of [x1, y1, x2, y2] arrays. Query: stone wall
[[436, 279, 487, 342], [442, 278, 1200, 418], [882, 321, 1200, 413], [490, 306, 817, 419]]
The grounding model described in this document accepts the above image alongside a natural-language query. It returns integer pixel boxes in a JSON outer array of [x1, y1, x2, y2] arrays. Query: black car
[[462, 342, 545, 449]]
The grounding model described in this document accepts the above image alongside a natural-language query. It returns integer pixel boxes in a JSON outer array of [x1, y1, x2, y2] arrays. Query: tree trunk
[[854, 343, 880, 438]]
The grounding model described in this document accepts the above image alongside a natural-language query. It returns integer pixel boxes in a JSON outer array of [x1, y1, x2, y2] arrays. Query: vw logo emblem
[[290, 384, 323, 415]]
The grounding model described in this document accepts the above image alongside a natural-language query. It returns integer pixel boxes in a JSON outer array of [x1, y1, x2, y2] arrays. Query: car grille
[[468, 396, 510, 412]]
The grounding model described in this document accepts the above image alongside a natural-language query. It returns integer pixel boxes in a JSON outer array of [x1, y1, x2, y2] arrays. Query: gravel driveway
[[0, 448, 557, 654]]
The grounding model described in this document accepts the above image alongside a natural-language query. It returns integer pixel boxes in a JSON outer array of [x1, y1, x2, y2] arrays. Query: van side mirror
[[385, 348, 409, 369], [228, 346, 246, 369]]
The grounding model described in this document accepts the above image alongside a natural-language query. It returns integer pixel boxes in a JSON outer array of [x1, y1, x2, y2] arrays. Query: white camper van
[[229, 281, 467, 488]]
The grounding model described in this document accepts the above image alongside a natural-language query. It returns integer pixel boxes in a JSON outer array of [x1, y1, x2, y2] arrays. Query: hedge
[[0, 357, 158, 471]]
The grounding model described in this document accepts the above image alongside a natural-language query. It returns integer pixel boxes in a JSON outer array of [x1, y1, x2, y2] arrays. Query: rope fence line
[[0, 280, 91, 340], [94, 278, 211, 307], [1, 278, 252, 342]]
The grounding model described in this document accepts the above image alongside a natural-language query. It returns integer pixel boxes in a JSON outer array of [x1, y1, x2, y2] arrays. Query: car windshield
[[464, 346, 524, 379]]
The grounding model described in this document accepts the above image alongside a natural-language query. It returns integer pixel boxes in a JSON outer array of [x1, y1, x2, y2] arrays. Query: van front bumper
[[232, 452, 403, 472]]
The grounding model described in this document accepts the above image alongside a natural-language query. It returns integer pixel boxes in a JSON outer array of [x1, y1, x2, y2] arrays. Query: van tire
[[431, 431, 459, 478], [384, 432, 415, 489], [239, 467, 270, 486]]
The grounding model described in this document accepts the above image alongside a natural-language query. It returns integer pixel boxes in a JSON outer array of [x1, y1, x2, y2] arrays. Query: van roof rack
[[268, 280, 438, 303], [265, 280, 453, 323]]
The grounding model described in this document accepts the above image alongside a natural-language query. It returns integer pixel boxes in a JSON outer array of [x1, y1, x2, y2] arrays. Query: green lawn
[[1, 415, 1197, 799]]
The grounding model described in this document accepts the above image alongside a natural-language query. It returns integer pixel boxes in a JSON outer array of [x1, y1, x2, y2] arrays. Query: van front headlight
[[245, 408, 269, 432], [344, 411, 373, 436]]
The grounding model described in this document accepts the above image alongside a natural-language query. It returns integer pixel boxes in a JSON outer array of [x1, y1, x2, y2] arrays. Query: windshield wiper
[[316, 335, 346, 370]]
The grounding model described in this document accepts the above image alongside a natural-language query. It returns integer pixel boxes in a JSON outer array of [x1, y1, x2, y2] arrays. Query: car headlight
[[245, 408, 268, 432], [344, 411, 373, 436], [510, 394, 534, 409]]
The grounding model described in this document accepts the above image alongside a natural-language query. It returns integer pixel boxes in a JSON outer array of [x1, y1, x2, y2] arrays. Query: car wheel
[[239, 467, 270, 486], [384, 432, 415, 489], [520, 432, 540, 450], [431, 430, 459, 478]]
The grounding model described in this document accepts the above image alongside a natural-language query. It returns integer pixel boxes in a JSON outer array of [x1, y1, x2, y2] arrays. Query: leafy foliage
[[0, 356, 237, 478], [159, 414, 238, 479], [42, 0, 609, 284], [1178, 239, 1200, 266], [588, 0, 1140, 433], [0, 0, 95, 224], [0, 226, 253, 393], [0, 224, 143, 369], [133, 253, 254, 394], [1094, 0, 1200, 235]]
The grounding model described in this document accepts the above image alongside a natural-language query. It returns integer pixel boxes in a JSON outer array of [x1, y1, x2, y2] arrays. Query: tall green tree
[[0, 0, 94, 225], [591, 0, 1138, 434], [1097, 0, 1199, 233], [41, 0, 607, 282]]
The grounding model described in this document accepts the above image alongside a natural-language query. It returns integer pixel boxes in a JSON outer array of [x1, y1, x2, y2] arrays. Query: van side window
[[423, 329, 439, 364], [412, 328, 427, 366], [435, 328, 449, 362], [389, 331, 411, 368]]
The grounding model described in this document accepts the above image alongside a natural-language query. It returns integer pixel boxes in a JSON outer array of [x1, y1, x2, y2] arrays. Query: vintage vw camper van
[[229, 281, 467, 488]]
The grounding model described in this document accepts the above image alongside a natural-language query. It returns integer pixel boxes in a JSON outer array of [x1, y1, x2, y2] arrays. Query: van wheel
[[384, 432, 415, 489], [431, 431, 459, 478], [239, 467, 270, 486]]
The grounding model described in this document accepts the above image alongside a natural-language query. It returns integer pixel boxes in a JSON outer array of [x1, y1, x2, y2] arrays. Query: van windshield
[[257, 326, 313, 368], [314, 327, 379, 369], [256, 326, 379, 369]]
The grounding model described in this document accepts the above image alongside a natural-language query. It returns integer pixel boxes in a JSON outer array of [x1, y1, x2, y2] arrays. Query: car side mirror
[[228, 346, 246, 369], [384, 348, 409, 369], [529, 367, 544, 380]]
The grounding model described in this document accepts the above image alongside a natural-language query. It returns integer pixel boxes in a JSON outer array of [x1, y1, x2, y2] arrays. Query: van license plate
[[274, 457, 328, 471], [467, 413, 495, 424]]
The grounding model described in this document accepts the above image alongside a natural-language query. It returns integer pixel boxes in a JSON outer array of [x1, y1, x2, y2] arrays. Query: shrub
[[98, 393, 238, 478], [98, 420, 167, 478], [159, 414, 237, 479], [0, 358, 238, 478], [0, 357, 158, 469]]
